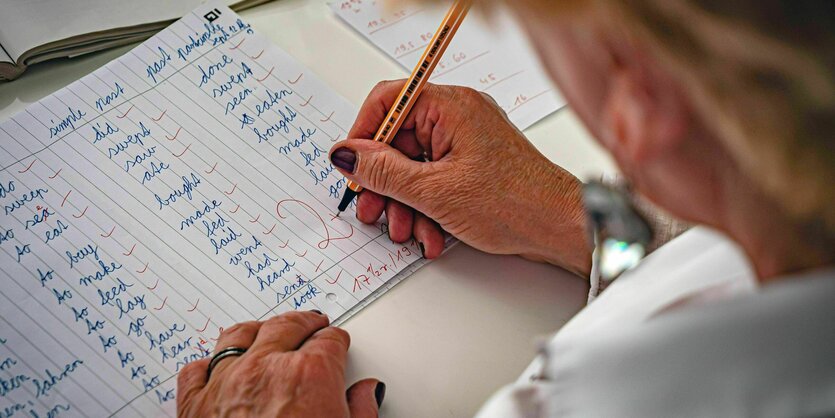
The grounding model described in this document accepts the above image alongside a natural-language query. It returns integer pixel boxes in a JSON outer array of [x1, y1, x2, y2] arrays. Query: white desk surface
[[0, 1, 617, 416]]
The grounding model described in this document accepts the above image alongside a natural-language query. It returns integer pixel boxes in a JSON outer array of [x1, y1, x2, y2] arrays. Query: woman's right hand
[[329, 81, 591, 276]]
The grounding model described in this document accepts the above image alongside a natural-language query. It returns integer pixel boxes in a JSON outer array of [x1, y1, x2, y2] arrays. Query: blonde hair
[[603, 0, 835, 234], [475, 0, 835, 232]]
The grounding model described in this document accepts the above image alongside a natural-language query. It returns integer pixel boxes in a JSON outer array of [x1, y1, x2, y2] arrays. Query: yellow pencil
[[338, 0, 472, 212]]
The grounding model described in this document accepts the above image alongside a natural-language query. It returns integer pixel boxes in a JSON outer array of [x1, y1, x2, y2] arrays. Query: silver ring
[[207, 347, 247, 380]]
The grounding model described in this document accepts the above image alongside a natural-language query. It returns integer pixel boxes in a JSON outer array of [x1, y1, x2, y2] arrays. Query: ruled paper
[[331, 0, 565, 130], [0, 4, 425, 416]]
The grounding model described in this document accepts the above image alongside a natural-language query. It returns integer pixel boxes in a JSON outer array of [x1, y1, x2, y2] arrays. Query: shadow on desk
[[342, 243, 589, 418]]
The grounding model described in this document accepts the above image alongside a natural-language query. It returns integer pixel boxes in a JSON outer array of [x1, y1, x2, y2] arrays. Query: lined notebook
[[0, 4, 428, 416], [331, 0, 565, 130]]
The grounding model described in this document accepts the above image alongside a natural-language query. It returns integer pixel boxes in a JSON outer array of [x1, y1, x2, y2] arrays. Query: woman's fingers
[[390, 130, 425, 159], [300, 327, 351, 364], [176, 358, 210, 407], [385, 200, 414, 243], [347, 379, 385, 418], [209, 321, 261, 378], [356, 191, 386, 224], [249, 311, 329, 353], [413, 212, 445, 259], [347, 80, 408, 139], [213, 321, 261, 353]]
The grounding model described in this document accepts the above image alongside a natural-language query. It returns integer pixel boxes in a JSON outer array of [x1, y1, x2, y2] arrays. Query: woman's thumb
[[346, 379, 385, 418], [330, 139, 430, 205]]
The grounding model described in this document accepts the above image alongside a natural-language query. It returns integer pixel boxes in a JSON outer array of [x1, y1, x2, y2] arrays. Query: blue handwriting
[[94, 82, 125, 111], [48, 107, 86, 139]]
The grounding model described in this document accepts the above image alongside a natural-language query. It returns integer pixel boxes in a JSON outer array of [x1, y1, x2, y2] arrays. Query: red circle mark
[[60, 190, 72, 207], [319, 111, 335, 123], [122, 243, 137, 257], [229, 204, 241, 214], [136, 262, 150, 274], [101, 225, 116, 238], [224, 183, 238, 195], [165, 127, 182, 141], [249, 214, 261, 223], [173, 143, 192, 158], [262, 223, 277, 235], [276, 199, 354, 249], [230, 38, 245, 50], [17, 159, 37, 174], [48, 168, 62, 179], [196, 318, 212, 333], [72, 206, 89, 219], [250, 49, 264, 60], [289, 73, 304, 85], [116, 105, 134, 119], [204, 162, 219, 174], [153, 296, 168, 311], [187, 298, 200, 312], [147, 278, 160, 290], [326, 270, 342, 285], [152, 109, 167, 122], [256, 66, 275, 83]]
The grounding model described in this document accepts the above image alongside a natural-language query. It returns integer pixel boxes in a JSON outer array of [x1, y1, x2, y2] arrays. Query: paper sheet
[[331, 0, 564, 130], [0, 4, 425, 416]]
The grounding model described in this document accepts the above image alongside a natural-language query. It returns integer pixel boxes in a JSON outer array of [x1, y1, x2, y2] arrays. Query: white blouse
[[475, 227, 835, 417]]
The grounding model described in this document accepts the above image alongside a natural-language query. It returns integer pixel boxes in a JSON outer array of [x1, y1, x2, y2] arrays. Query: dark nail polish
[[330, 147, 356, 173], [375, 382, 386, 407], [419, 242, 426, 258], [310, 309, 323, 315]]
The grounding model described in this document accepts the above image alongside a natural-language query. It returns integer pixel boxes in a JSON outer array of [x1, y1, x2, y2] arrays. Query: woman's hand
[[177, 311, 384, 417], [330, 82, 591, 275]]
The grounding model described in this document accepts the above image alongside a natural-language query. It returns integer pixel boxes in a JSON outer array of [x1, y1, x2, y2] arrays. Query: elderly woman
[[176, 0, 835, 416]]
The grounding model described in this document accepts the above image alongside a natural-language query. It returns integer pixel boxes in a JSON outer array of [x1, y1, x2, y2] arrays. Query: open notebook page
[[0, 3, 426, 417], [331, 0, 564, 130], [0, 0, 267, 62]]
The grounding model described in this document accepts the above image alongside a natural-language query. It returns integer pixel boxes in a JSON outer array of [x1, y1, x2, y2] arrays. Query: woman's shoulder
[[541, 267, 835, 417]]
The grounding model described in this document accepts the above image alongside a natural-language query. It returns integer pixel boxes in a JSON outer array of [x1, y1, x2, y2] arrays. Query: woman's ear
[[601, 43, 690, 164]]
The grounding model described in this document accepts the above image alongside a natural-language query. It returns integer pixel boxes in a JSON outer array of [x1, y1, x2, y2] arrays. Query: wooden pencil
[[338, 0, 473, 212]]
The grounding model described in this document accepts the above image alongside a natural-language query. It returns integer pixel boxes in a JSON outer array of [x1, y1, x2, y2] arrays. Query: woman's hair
[[475, 0, 835, 232], [600, 0, 835, 233]]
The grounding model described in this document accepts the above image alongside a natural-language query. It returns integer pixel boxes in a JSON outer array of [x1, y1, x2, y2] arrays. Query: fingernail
[[330, 147, 356, 173], [419, 242, 426, 258], [310, 309, 323, 315], [375, 382, 386, 407]]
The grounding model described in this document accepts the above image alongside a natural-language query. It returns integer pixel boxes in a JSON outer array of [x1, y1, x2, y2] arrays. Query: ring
[[207, 347, 247, 380]]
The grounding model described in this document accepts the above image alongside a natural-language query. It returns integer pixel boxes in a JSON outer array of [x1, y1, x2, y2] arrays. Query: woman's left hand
[[177, 311, 384, 417]]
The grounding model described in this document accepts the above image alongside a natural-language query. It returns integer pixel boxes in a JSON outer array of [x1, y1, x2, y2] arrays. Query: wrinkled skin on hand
[[177, 311, 383, 418], [331, 82, 591, 275]]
